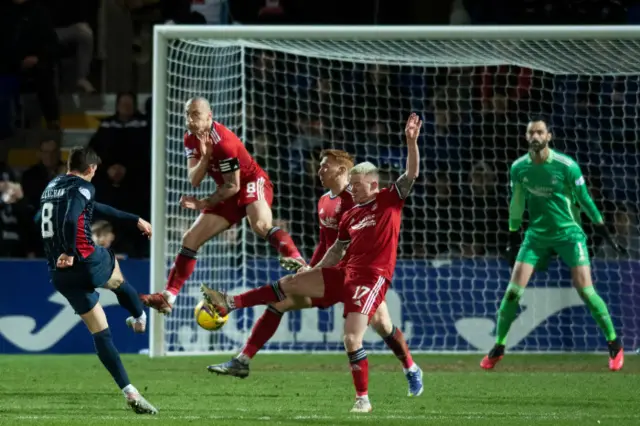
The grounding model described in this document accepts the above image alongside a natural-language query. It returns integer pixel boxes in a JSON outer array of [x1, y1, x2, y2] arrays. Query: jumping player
[[208, 149, 423, 398], [41, 147, 157, 414], [481, 118, 625, 371], [202, 113, 422, 413], [141, 97, 304, 313]]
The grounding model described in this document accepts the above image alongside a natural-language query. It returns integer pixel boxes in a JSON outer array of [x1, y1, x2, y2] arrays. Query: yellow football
[[194, 299, 229, 331]]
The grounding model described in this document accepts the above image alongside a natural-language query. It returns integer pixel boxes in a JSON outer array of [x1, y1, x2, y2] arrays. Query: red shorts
[[203, 175, 273, 225], [317, 267, 389, 321]]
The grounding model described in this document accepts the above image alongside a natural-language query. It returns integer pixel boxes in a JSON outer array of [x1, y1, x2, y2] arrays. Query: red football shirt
[[309, 188, 354, 267], [337, 185, 405, 281], [183, 121, 266, 185]]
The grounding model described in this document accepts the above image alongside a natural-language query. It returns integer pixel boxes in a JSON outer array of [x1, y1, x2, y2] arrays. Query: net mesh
[[160, 37, 640, 354]]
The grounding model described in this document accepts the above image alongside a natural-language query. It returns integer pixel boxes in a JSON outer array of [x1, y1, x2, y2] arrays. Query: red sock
[[241, 306, 283, 358], [348, 348, 369, 397], [267, 227, 302, 259], [383, 326, 414, 369], [165, 247, 197, 296], [234, 281, 285, 309]]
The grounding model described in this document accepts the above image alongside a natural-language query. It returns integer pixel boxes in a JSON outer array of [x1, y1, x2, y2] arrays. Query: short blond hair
[[350, 161, 378, 177]]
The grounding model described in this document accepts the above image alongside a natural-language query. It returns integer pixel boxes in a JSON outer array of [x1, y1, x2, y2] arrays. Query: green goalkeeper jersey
[[509, 149, 603, 242]]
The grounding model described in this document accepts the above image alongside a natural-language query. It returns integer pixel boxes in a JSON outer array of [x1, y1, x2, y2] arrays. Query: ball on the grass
[[194, 299, 228, 331]]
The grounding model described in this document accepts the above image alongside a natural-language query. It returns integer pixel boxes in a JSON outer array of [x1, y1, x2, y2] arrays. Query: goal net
[[150, 26, 640, 356]]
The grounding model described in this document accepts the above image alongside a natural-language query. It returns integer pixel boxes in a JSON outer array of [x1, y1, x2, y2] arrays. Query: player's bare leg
[[481, 262, 534, 370], [207, 296, 311, 378], [104, 259, 147, 333], [246, 200, 306, 270], [201, 269, 325, 316], [81, 303, 157, 415], [370, 302, 423, 396], [344, 312, 372, 413], [571, 265, 623, 371], [141, 213, 230, 314]]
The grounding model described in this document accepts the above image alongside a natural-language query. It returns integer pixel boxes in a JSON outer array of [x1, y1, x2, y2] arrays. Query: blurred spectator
[[45, 0, 99, 93], [0, 162, 35, 257], [92, 220, 127, 260], [88, 91, 150, 215], [21, 139, 65, 212], [423, 171, 463, 258], [596, 208, 640, 259], [461, 161, 507, 256], [0, 0, 61, 129]]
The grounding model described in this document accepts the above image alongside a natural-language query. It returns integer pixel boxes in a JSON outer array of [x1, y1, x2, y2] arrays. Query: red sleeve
[[309, 227, 327, 267], [214, 124, 240, 160], [183, 133, 198, 159], [214, 125, 242, 173], [381, 186, 405, 209]]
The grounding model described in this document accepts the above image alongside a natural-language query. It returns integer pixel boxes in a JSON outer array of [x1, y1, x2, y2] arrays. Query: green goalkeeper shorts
[[516, 233, 591, 271]]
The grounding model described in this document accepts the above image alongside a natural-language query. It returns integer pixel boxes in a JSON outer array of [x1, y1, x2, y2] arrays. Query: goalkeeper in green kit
[[480, 118, 626, 371]]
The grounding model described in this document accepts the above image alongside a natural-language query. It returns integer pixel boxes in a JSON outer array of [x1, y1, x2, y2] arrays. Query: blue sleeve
[[94, 202, 140, 223], [63, 190, 88, 255]]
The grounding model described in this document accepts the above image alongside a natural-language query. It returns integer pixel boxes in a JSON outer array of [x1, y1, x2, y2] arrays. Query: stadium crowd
[[0, 0, 638, 260]]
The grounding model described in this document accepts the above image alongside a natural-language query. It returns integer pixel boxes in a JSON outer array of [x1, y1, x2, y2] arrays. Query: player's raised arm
[[184, 97, 214, 187], [395, 113, 421, 199], [186, 136, 212, 187]]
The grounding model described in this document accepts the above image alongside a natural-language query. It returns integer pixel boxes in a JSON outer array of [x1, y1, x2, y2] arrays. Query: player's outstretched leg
[[370, 302, 423, 396], [81, 303, 157, 415], [572, 265, 624, 371], [208, 296, 311, 377], [141, 214, 229, 314]]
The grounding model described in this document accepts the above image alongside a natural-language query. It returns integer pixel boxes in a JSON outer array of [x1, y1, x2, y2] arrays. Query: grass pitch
[[0, 354, 638, 425]]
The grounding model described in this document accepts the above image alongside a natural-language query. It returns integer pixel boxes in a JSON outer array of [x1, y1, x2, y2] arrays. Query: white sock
[[136, 311, 147, 322], [163, 290, 176, 305], [236, 353, 251, 364], [356, 394, 369, 401], [122, 384, 138, 396], [403, 363, 419, 374]]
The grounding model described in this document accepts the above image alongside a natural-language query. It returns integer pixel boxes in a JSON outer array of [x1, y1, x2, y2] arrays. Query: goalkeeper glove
[[504, 231, 521, 267], [594, 223, 627, 255]]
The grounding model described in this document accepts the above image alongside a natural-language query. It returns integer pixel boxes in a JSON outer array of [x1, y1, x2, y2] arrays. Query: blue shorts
[[51, 247, 116, 315]]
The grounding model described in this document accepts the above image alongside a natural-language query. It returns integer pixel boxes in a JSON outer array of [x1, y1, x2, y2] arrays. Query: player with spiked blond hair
[[201, 113, 422, 413], [208, 148, 423, 399]]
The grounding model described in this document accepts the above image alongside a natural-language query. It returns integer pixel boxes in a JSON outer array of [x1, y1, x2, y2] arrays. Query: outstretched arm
[[313, 240, 349, 269], [395, 113, 421, 199], [94, 202, 139, 223]]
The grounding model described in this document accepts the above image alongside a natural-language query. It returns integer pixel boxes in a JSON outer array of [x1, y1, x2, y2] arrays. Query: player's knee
[[571, 267, 592, 290], [343, 332, 363, 352], [251, 219, 270, 238], [105, 276, 124, 290], [370, 316, 393, 337], [181, 229, 201, 250]]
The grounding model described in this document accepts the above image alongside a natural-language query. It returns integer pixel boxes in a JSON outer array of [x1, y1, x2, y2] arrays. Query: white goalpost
[[150, 25, 640, 357]]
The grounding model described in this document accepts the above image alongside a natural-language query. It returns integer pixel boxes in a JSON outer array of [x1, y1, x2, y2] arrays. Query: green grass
[[0, 354, 638, 425]]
